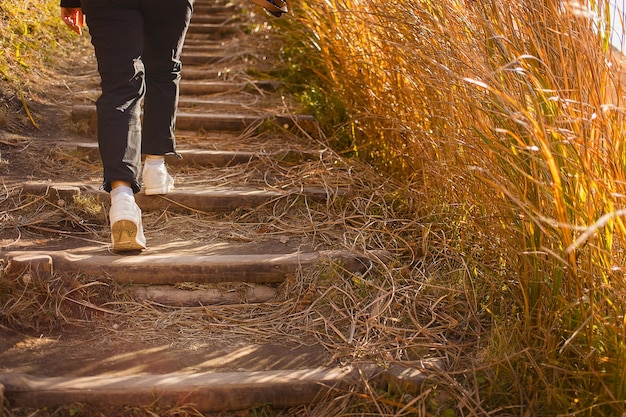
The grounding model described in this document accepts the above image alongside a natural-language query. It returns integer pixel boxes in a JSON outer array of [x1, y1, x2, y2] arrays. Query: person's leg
[[140, 0, 194, 157], [82, 0, 147, 251], [138, 0, 193, 195], [82, 0, 145, 193]]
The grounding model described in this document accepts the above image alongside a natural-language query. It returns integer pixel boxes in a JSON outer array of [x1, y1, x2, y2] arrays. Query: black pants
[[81, 0, 194, 193]]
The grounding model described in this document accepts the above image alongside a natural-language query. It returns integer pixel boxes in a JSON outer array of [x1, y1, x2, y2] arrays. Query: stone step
[[182, 37, 239, 47], [180, 39, 253, 50], [3, 249, 377, 284], [182, 43, 239, 52], [192, 3, 237, 14], [20, 182, 337, 214], [131, 284, 277, 306], [1, 368, 359, 411], [172, 111, 313, 131], [181, 52, 230, 65], [187, 23, 241, 36], [65, 141, 323, 167], [181, 51, 253, 65], [182, 67, 230, 79], [178, 96, 264, 110], [73, 79, 278, 99], [0, 339, 333, 379], [3, 251, 278, 305], [71, 105, 314, 132], [0, 363, 437, 412], [180, 80, 279, 94], [190, 14, 239, 24]]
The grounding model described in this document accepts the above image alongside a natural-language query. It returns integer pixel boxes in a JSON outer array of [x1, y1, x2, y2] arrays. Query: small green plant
[[251, 404, 274, 417], [68, 404, 82, 416]]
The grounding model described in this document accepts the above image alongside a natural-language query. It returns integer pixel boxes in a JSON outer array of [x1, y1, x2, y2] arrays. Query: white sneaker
[[109, 194, 146, 252], [142, 162, 174, 196]]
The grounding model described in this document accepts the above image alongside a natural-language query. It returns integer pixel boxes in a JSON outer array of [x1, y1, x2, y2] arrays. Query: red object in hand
[[61, 7, 85, 35]]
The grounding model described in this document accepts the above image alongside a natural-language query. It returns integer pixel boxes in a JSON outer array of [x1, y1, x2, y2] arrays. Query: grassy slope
[[0, 0, 88, 131]]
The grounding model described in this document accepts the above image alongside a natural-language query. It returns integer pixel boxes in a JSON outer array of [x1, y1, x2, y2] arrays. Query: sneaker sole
[[111, 219, 146, 252]]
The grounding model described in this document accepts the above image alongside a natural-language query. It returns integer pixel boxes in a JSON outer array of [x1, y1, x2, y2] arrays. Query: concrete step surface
[[65, 141, 324, 167], [0, 362, 439, 412], [71, 104, 315, 132], [3, 249, 378, 284], [20, 181, 339, 213]]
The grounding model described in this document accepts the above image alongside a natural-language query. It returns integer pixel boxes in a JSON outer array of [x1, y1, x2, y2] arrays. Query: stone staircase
[[0, 0, 437, 413]]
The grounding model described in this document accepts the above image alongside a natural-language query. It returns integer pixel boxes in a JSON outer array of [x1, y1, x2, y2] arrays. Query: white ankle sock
[[145, 157, 165, 167], [110, 185, 134, 200]]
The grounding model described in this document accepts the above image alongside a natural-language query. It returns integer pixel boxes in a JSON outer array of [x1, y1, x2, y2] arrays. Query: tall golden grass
[[279, 0, 626, 414]]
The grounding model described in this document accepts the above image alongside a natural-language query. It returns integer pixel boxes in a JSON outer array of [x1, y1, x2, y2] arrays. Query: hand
[[61, 7, 85, 35]]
